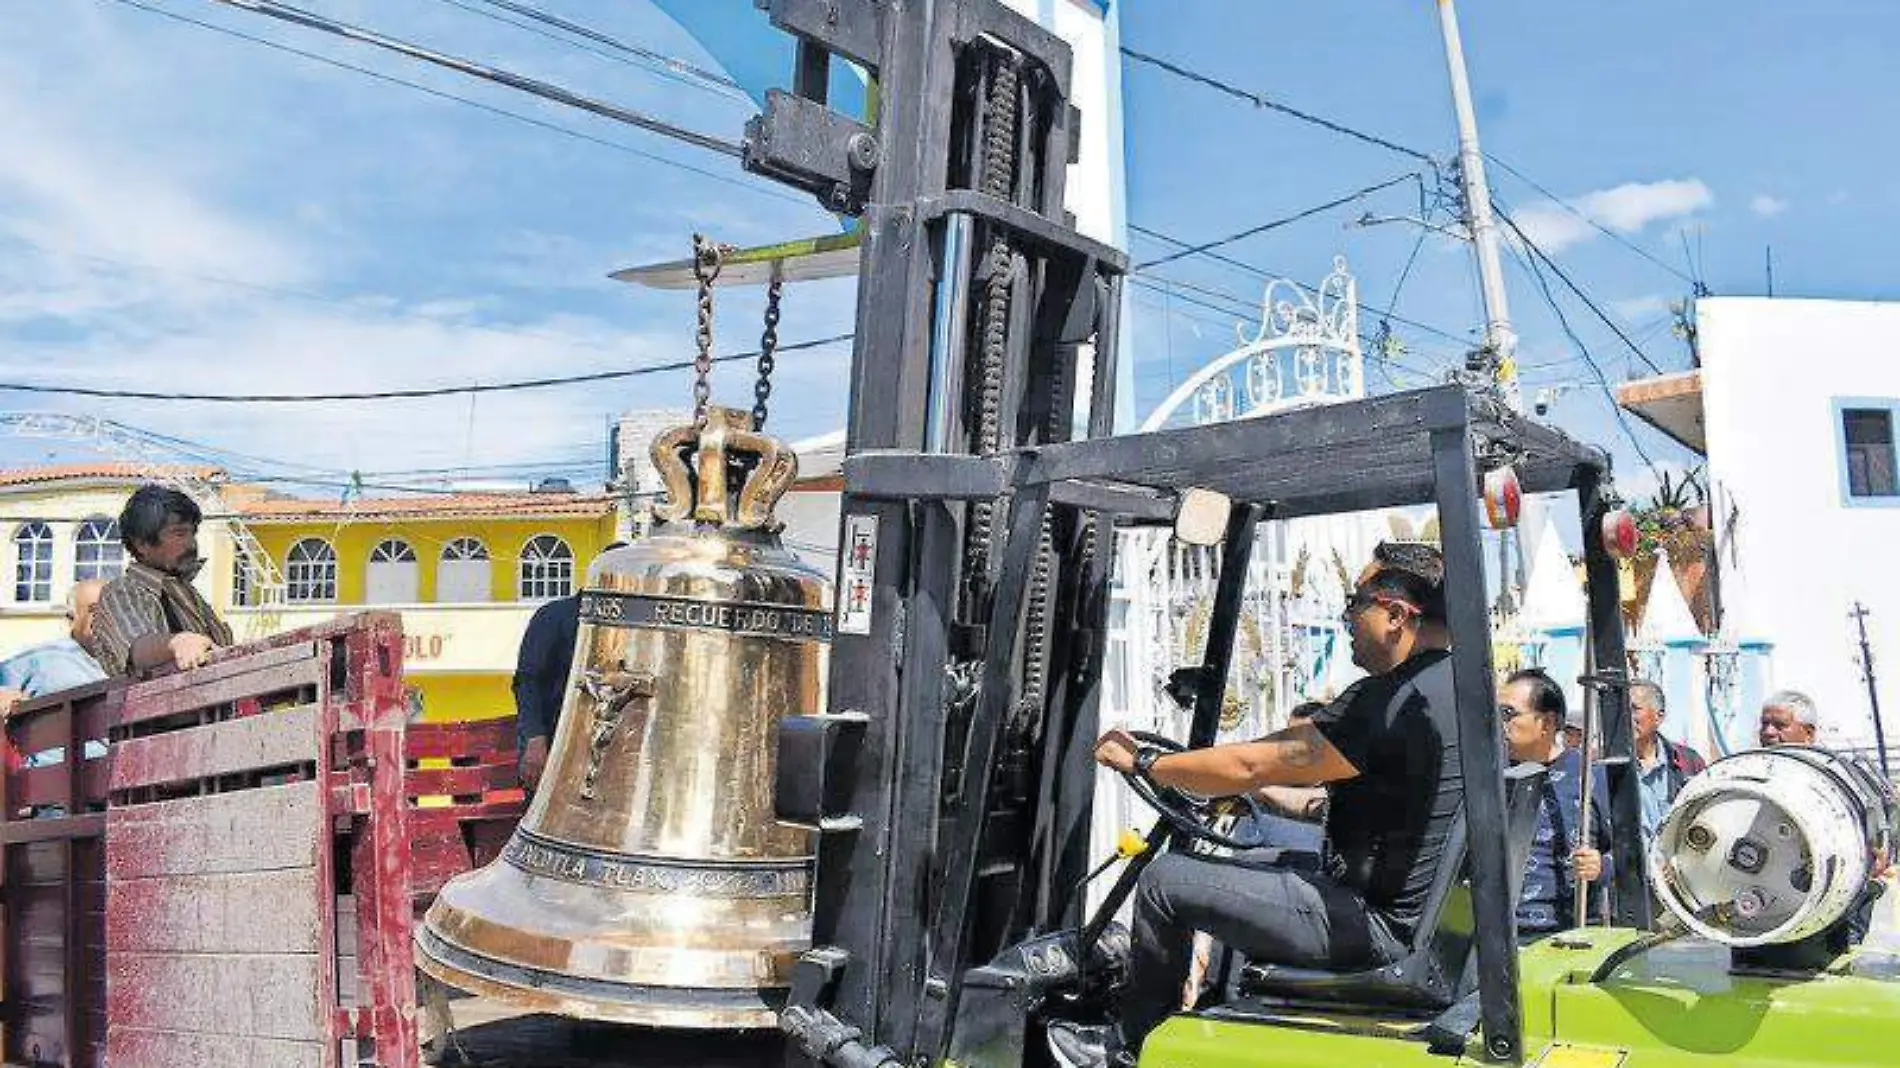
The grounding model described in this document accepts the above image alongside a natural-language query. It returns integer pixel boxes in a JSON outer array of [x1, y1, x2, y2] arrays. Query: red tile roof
[[238, 491, 617, 522], [0, 462, 225, 488]]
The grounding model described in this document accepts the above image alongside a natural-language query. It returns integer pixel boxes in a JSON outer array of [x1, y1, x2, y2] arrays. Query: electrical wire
[[207, 0, 744, 156], [1482, 154, 1696, 286], [1133, 173, 1421, 271], [430, 0, 750, 101], [100, 0, 804, 204], [1500, 226, 1665, 477], [1370, 223, 1432, 390], [1493, 202, 1666, 376], [466, 0, 746, 95], [1126, 276, 1448, 380], [1128, 223, 1473, 348], [1119, 45, 1435, 164], [0, 333, 852, 403]]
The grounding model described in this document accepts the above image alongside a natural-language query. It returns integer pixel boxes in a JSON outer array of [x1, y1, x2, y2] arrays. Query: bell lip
[[415, 925, 787, 1030]]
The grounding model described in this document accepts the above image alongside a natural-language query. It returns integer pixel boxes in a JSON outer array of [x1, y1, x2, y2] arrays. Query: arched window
[[12, 522, 52, 603], [286, 538, 337, 603], [75, 516, 124, 582], [518, 535, 573, 601], [437, 537, 491, 603], [232, 545, 254, 608], [366, 538, 419, 604]]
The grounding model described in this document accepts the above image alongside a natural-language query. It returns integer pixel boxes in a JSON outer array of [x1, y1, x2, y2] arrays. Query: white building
[[1619, 297, 1896, 749]]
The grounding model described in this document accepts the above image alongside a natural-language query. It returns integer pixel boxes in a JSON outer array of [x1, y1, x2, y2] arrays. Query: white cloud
[[1510, 178, 1714, 253], [1749, 194, 1789, 218], [0, 91, 306, 289], [0, 1, 855, 481], [1611, 294, 1671, 320]]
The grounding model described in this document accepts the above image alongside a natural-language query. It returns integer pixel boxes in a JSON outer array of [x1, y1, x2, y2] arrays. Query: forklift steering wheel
[[1120, 731, 1266, 852]]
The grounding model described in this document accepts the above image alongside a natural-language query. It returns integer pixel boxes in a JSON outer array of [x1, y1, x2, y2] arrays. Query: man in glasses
[[1081, 542, 1458, 1063], [1500, 668, 1613, 937]]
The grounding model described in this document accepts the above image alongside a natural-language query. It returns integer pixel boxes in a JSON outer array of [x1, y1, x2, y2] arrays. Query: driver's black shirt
[[1307, 648, 1459, 947]]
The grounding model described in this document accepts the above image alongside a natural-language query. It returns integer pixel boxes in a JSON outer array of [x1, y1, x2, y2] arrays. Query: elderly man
[[1744, 689, 1890, 962], [1759, 689, 1821, 746], [0, 581, 112, 784], [1630, 680, 1705, 854], [0, 580, 110, 701], [89, 485, 233, 678]]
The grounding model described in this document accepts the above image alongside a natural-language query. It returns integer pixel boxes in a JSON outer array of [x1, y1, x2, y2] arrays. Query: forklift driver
[[1091, 541, 1459, 1059]]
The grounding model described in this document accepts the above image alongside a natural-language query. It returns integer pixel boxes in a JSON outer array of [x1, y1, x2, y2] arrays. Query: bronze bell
[[416, 408, 832, 1029]]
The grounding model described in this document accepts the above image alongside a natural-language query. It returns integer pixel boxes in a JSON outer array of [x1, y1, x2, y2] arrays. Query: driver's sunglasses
[[1339, 591, 1419, 628], [1499, 703, 1528, 723]]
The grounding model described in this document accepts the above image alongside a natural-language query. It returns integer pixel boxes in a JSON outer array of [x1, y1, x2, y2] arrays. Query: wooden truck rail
[[0, 612, 528, 1068]]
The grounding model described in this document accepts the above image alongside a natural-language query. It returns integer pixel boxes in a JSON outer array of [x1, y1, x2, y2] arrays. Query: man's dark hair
[[119, 485, 202, 549], [1365, 540, 1447, 623], [1507, 667, 1567, 724]]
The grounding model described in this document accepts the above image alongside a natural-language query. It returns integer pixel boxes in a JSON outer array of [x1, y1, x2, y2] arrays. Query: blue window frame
[[1832, 397, 1900, 507]]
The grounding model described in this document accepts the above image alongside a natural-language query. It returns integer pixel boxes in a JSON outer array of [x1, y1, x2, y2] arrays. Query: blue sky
[[1, 1, 1893, 501]]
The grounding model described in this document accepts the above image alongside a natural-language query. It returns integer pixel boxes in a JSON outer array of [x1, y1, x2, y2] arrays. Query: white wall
[[1699, 297, 1900, 747]]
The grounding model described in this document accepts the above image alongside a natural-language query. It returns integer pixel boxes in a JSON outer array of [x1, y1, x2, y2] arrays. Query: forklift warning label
[[838, 514, 878, 636]]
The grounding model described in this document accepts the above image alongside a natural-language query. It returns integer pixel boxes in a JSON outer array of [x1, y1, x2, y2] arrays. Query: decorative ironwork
[[1142, 257, 1363, 431]]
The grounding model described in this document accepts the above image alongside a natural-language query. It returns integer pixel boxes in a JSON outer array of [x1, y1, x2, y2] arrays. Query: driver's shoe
[[1045, 1021, 1134, 1068]]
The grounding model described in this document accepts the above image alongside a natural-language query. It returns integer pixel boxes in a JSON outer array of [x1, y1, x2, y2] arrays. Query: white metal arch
[[1139, 257, 1364, 432]]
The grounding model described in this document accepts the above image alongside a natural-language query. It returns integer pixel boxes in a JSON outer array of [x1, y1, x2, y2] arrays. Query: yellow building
[[235, 491, 619, 723], [0, 463, 617, 725]]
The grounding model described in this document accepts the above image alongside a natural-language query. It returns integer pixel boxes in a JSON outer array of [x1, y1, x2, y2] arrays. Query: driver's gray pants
[[1122, 852, 1404, 1049]]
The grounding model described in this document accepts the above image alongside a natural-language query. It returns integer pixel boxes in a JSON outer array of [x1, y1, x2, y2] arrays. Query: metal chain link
[[753, 276, 782, 431], [691, 233, 724, 426]]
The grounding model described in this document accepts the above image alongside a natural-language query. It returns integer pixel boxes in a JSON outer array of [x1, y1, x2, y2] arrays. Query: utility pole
[[1850, 602, 1890, 779], [1434, 0, 1519, 409]]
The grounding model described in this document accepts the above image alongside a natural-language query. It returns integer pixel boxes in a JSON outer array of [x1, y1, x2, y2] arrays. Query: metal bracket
[[759, 0, 883, 70], [919, 191, 1129, 272], [745, 90, 878, 216]]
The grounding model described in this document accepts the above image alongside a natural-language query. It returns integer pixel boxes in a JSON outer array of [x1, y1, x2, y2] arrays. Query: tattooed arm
[[1095, 721, 1360, 796]]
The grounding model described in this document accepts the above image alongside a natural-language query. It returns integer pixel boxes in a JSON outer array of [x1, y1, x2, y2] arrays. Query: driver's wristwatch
[[1133, 746, 1165, 781]]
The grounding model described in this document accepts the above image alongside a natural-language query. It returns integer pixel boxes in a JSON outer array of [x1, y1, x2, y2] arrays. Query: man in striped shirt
[[88, 485, 234, 678]]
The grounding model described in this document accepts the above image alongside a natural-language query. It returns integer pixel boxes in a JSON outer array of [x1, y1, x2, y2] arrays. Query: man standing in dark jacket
[[512, 542, 625, 789], [1501, 669, 1614, 937]]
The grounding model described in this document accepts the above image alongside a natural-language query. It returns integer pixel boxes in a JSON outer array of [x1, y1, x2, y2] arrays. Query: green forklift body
[[1140, 925, 1900, 1068]]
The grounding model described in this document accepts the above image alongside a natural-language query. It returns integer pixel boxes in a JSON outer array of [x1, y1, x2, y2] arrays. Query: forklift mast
[[741, 5, 1649, 1068], [743, 1, 1127, 1064]]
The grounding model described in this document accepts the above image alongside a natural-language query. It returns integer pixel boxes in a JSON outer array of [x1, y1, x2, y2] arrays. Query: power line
[[1501, 224, 1665, 477], [1370, 222, 1432, 391], [1128, 223, 1474, 348], [0, 334, 852, 404], [1126, 276, 1447, 380], [429, 0, 748, 102], [1119, 45, 1436, 164], [1492, 202, 1666, 375], [100, 0, 803, 204], [1133, 173, 1420, 271], [466, 0, 745, 95], [1482, 154, 1696, 285], [205, 0, 744, 156]]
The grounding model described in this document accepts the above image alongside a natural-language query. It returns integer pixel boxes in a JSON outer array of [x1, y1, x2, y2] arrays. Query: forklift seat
[[1235, 762, 1548, 1013]]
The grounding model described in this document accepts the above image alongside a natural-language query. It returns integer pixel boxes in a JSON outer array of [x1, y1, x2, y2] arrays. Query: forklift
[[734, 3, 1900, 1066]]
